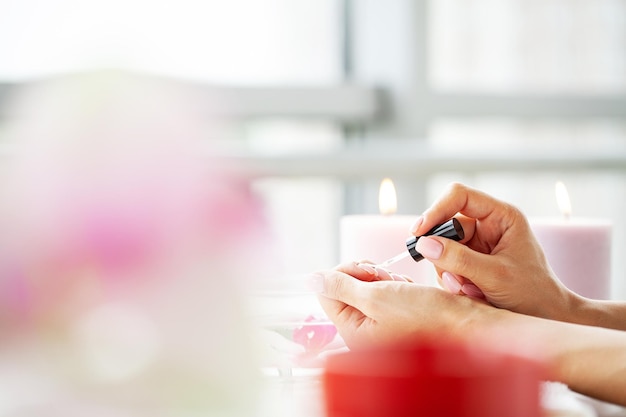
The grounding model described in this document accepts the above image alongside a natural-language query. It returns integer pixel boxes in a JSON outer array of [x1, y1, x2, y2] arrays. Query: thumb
[[415, 236, 493, 288], [317, 269, 388, 321], [320, 270, 366, 306]]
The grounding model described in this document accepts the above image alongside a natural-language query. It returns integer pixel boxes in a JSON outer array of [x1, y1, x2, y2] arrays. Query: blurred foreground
[[0, 71, 268, 416]]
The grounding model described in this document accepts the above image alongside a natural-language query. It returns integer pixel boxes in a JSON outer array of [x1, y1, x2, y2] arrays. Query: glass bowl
[[246, 278, 346, 378]]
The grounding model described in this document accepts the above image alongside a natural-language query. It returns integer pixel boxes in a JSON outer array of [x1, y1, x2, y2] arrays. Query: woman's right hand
[[410, 182, 578, 323]]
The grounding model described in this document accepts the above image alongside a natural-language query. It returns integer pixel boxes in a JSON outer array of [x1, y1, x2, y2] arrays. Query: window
[[1, 0, 625, 298], [346, 0, 626, 298]]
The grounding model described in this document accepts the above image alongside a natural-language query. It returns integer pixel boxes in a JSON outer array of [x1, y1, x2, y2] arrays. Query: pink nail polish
[[390, 273, 408, 282], [415, 236, 443, 260], [373, 266, 393, 281], [442, 271, 462, 294], [461, 282, 484, 298], [356, 262, 378, 276]]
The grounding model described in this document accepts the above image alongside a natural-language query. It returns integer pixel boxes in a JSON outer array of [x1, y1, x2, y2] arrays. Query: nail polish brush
[[378, 218, 464, 268]]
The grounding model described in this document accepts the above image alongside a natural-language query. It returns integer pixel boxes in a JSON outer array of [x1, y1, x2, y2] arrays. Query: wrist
[[537, 281, 586, 325], [569, 296, 626, 331], [553, 288, 587, 323], [469, 307, 554, 364], [456, 299, 515, 341]]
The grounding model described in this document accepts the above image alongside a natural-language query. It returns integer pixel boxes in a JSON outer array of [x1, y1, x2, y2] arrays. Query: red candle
[[323, 337, 545, 417]]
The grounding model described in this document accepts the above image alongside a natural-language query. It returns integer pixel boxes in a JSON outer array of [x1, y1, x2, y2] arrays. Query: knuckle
[[324, 272, 345, 297], [446, 181, 466, 195], [501, 202, 529, 229], [504, 202, 523, 219]]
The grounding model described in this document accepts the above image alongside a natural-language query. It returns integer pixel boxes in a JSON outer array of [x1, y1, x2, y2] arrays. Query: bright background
[[1, 0, 625, 298]]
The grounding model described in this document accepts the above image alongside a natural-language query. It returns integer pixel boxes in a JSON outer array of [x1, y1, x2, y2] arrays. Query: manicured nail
[[356, 262, 378, 276], [461, 282, 484, 298], [442, 271, 462, 294], [409, 215, 424, 235], [390, 273, 408, 282], [305, 272, 325, 293], [415, 236, 443, 260], [373, 266, 393, 281]]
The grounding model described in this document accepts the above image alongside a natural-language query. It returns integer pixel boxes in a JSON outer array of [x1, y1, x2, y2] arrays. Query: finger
[[414, 182, 504, 235], [438, 270, 485, 298], [440, 271, 463, 294], [373, 266, 394, 281], [320, 268, 394, 321], [314, 270, 367, 324], [317, 293, 364, 326], [411, 213, 476, 246], [461, 282, 485, 299], [342, 261, 399, 282], [390, 273, 413, 283], [321, 269, 366, 305], [332, 259, 375, 269], [415, 235, 497, 289], [336, 261, 379, 281], [454, 214, 476, 244], [435, 268, 470, 288]]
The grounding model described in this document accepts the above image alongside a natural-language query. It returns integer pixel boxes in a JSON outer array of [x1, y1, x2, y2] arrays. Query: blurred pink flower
[[0, 71, 268, 328], [292, 315, 338, 354]]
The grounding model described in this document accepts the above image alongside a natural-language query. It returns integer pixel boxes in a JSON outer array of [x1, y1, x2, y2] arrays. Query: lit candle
[[530, 182, 612, 300], [339, 178, 433, 284]]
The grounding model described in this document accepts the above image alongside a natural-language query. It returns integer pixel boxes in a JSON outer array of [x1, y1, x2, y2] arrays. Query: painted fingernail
[[356, 262, 378, 276], [442, 271, 462, 294], [373, 266, 393, 281], [461, 282, 485, 298], [415, 236, 443, 260], [390, 273, 408, 282], [305, 272, 325, 293], [409, 215, 424, 235]]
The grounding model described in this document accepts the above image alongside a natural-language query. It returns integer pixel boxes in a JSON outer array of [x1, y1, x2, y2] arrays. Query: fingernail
[[390, 273, 408, 282], [461, 282, 484, 298], [409, 215, 424, 235], [305, 272, 325, 293], [442, 271, 462, 294], [415, 236, 443, 260], [373, 266, 392, 281], [356, 262, 378, 276]]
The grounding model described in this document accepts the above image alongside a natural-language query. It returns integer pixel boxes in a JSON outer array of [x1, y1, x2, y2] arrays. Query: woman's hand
[[311, 260, 626, 406], [313, 262, 492, 348], [411, 182, 577, 322]]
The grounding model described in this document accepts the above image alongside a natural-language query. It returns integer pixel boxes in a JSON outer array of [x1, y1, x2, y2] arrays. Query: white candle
[[530, 182, 612, 300], [339, 178, 432, 284]]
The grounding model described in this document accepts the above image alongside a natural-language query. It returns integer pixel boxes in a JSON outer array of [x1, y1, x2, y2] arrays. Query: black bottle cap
[[406, 218, 465, 262]]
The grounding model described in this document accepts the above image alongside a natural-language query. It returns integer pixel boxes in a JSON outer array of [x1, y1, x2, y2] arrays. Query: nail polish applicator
[[378, 218, 464, 267]]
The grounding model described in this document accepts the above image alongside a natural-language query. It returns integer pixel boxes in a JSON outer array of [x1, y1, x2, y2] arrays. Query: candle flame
[[555, 181, 572, 220], [379, 178, 397, 215]]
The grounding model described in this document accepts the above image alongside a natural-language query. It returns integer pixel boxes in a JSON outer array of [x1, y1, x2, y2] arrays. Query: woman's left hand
[[312, 262, 494, 348]]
